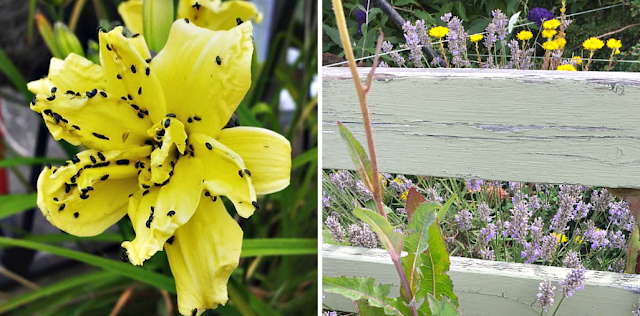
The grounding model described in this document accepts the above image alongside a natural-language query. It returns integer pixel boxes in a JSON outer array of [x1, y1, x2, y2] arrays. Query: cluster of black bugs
[[146, 206, 154, 228]]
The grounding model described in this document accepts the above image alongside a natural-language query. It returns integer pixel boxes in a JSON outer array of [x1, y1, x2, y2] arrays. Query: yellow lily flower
[[27, 19, 290, 316], [119, 0, 262, 34]]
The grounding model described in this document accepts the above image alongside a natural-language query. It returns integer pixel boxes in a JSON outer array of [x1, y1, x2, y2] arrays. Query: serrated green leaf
[[356, 299, 387, 316], [323, 276, 408, 316], [338, 123, 377, 203], [402, 202, 437, 299], [0, 194, 37, 220], [416, 219, 458, 307], [385, 297, 412, 316], [424, 293, 461, 316], [354, 207, 403, 254]]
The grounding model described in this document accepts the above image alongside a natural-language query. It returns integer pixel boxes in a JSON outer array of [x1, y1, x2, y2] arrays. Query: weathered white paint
[[323, 244, 640, 315], [322, 68, 640, 188]]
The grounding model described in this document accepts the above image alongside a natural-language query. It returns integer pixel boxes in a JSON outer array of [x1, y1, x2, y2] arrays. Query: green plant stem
[[551, 296, 566, 316]]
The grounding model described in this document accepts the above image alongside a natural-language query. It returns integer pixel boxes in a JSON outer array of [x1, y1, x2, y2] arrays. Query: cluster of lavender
[[536, 266, 587, 313], [324, 210, 379, 248], [322, 311, 337, 316]]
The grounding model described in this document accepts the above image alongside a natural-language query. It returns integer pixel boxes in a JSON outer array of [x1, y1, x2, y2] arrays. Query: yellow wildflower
[[557, 64, 576, 71], [401, 191, 408, 201], [379, 174, 388, 186], [572, 56, 582, 65], [542, 19, 561, 30], [615, 49, 621, 55], [583, 37, 605, 51], [541, 29, 557, 39], [575, 235, 584, 245], [542, 41, 559, 51], [606, 38, 622, 50], [28, 20, 290, 316], [555, 37, 566, 48], [516, 30, 533, 41], [470, 34, 484, 42], [119, 0, 262, 34], [560, 8, 566, 13], [429, 26, 449, 38], [552, 232, 567, 243]]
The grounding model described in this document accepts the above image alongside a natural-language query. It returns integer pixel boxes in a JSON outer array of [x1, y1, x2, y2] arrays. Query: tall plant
[[322, 0, 459, 315]]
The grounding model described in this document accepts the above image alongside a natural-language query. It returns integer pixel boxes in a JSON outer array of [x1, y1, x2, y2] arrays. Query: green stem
[[551, 296, 565, 316]]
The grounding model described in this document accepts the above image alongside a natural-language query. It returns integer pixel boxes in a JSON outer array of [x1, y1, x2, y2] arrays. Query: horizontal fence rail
[[322, 68, 640, 188], [323, 244, 640, 315]]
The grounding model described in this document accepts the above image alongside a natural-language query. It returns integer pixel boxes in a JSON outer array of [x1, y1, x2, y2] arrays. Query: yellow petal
[[27, 55, 153, 152], [121, 157, 203, 266], [178, 0, 262, 31], [99, 26, 166, 123], [152, 19, 253, 138], [118, 0, 144, 35], [189, 133, 257, 218], [218, 127, 291, 195], [165, 195, 242, 316], [37, 149, 144, 236]]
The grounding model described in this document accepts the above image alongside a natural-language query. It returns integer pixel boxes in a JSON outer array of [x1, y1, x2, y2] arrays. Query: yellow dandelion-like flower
[[119, 0, 263, 34], [560, 7, 566, 13], [541, 29, 557, 39], [572, 56, 582, 65], [555, 37, 566, 48], [552, 232, 568, 243], [28, 20, 290, 316], [542, 41, 559, 51], [542, 19, 561, 30], [470, 34, 484, 42], [557, 64, 576, 71], [516, 30, 533, 41], [575, 235, 584, 245], [401, 191, 408, 201], [607, 38, 622, 50], [583, 37, 605, 51], [615, 49, 621, 55], [429, 26, 449, 38]]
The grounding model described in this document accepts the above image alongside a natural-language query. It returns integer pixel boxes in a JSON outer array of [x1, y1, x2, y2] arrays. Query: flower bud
[[143, 0, 174, 52], [54, 22, 85, 57]]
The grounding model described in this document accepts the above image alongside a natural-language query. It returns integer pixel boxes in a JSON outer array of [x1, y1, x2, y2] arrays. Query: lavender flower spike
[[382, 41, 406, 67], [559, 267, 587, 298], [442, 13, 469, 67], [537, 281, 556, 312]]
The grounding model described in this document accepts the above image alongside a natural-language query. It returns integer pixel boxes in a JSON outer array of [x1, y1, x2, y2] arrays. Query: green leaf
[[402, 202, 437, 299], [143, 0, 174, 52], [323, 24, 343, 48], [354, 207, 403, 254], [355, 299, 387, 316], [54, 22, 84, 57], [0, 194, 37, 220], [437, 194, 456, 220], [292, 148, 317, 170], [0, 271, 118, 313], [0, 237, 176, 293], [394, 0, 418, 5], [424, 293, 461, 316], [408, 203, 438, 254], [0, 157, 66, 169], [0, 46, 31, 100], [35, 11, 63, 59], [413, 10, 432, 22], [416, 219, 458, 307], [240, 238, 317, 257], [323, 276, 409, 316], [337, 122, 377, 202]]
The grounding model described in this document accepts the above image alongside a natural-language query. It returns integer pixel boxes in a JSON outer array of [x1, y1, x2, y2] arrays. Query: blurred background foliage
[[0, 0, 317, 315], [322, 0, 640, 71]]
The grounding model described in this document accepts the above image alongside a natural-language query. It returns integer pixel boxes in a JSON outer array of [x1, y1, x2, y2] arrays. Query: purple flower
[[466, 179, 483, 191], [348, 222, 379, 248], [477, 202, 493, 223], [634, 298, 640, 315], [402, 21, 424, 67], [537, 281, 556, 312], [442, 13, 469, 67], [326, 215, 346, 243], [478, 223, 497, 247], [527, 7, 556, 27], [608, 201, 634, 231], [480, 247, 495, 260], [455, 209, 473, 230], [355, 7, 367, 35], [562, 250, 582, 269], [589, 228, 610, 249], [540, 234, 557, 263], [382, 41, 406, 67], [355, 180, 373, 202], [521, 241, 541, 264], [322, 191, 331, 208], [508, 200, 531, 241], [530, 217, 544, 244], [559, 267, 586, 298], [330, 170, 355, 192], [576, 200, 591, 219], [591, 189, 614, 212], [608, 230, 626, 249], [492, 9, 508, 40]]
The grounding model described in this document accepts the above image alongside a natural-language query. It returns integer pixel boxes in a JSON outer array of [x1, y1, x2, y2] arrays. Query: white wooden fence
[[321, 67, 640, 315]]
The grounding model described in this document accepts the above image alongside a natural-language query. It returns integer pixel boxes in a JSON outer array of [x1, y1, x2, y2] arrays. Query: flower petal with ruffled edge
[[217, 127, 291, 195], [165, 195, 242, 316], [178, 0, 262, 31], [152, 19, 253, 138], [117, 0, 143, 35]]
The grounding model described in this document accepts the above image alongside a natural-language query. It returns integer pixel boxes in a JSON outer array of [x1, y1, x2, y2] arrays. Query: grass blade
[[0, 193, 37, 220], [241, 238, 317, 257]]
